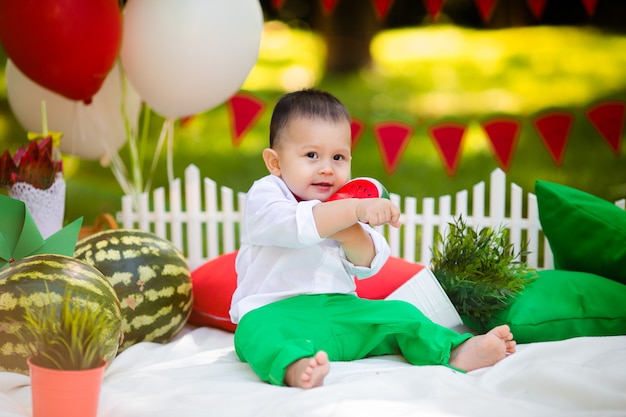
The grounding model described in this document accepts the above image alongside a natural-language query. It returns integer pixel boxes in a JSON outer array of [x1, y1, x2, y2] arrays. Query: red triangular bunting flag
[[581, 0, 598, 17], [475, 0, 498, 22], [532, 110, 574, 165], [373, 121, 413, 174], [372, 0, 394, 19], [428, 122, 466, 177], [526, 0, 547, 20], [272, 0, 285, 10], [226, 93, 266, 146], [321, 0, 339, 14], [429, 122, 466, 177], [585, 100, 625, 155], [350, 118, 366, 150], [424, 0, 446, 20], [481, 117, 522, 172]]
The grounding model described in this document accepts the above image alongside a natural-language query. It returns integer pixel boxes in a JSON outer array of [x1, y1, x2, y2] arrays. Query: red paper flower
[[0, 136, 63, 190]]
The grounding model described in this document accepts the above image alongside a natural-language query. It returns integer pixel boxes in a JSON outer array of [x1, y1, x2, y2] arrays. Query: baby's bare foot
[[449, 325, 516, 372], [284, 351, 330, 389]]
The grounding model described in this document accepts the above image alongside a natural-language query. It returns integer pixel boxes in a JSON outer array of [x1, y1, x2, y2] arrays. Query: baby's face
[[274, 116, 352, 201]]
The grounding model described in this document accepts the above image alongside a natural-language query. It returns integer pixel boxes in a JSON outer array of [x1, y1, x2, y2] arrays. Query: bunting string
[[271, 0, 600, 22]]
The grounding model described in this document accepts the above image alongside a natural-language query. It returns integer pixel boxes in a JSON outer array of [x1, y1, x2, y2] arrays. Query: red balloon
[[0, 0, 122, 103]]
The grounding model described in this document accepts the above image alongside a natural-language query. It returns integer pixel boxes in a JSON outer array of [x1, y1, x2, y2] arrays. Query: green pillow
[[535, 180, 626, 285], [485, 269, 626, 343]]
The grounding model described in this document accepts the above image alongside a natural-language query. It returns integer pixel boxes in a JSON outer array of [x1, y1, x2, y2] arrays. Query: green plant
[[430, 216, 537, 331], [17, 288, 120, 370]]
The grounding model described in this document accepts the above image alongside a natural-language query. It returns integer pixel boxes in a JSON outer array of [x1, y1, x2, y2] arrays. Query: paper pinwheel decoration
[[0, 194, 82, 270]]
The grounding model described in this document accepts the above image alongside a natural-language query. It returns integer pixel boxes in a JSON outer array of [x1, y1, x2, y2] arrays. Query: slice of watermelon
[[327, 177, 390, 201]]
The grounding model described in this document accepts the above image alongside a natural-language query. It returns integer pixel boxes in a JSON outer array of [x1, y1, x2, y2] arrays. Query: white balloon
[[120, 0, 263, 119], [6, 60, 141, 161]]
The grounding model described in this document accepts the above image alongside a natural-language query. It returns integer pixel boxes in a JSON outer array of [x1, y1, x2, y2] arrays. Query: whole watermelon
[[0, 254, 123, 375], [74, 229, 193, 351]]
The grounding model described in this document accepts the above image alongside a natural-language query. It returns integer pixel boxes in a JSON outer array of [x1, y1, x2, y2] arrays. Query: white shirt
[[229, 174, 391, 323]]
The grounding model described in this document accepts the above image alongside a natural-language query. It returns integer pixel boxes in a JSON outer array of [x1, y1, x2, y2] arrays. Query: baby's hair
[[269, 88, 351, 148]]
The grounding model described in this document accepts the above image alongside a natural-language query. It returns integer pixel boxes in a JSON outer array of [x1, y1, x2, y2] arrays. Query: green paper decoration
[[0, 194, 82, 269]]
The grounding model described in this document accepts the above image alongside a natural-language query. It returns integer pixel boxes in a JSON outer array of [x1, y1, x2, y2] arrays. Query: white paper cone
[[9, 175, 66, 239], [385, 267, 464, 330]]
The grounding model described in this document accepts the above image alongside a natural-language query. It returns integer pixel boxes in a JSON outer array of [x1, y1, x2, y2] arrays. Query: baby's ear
[[262, 148, 281, 176]]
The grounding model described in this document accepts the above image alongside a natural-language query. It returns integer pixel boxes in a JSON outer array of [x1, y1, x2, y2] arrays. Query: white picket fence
[[117, 164, 624, 271]]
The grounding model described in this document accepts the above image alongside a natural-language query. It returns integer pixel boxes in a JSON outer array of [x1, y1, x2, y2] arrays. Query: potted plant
[[430, 216, 537, 332], [16, 287, 121, 417]]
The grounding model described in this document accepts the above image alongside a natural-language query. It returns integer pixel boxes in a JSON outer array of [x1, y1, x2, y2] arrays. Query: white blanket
[[1, 326, 625, 417]]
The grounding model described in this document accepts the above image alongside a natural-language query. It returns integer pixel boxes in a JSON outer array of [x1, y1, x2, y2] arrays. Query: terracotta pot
[[28, 357, 106, 417]]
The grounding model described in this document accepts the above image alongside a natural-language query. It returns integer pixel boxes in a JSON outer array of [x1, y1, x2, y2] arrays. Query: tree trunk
[[313, 0, 382, 73]]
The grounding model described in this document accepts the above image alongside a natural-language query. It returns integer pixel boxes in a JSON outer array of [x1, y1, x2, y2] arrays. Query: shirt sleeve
[[341, 224, 390, 279]]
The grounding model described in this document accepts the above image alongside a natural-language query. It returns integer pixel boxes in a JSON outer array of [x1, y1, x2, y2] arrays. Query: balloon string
[[167, 118, 175, 183], [144, 118, 171, 192], [72, 98, 137, 203], [108, 151, 136, 200], [118, 63, 144, 199], [139, 104, 151, 175], [111, 62, 148, 208], [41, 101, 48, 135], [73, 102, 87, 160]]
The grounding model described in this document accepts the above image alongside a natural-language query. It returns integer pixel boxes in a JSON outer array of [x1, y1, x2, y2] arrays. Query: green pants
[[234, 293, 472, 386]]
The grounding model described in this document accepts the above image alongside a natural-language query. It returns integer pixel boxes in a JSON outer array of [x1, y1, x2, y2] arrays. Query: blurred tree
[[259, 0, 626, 73]]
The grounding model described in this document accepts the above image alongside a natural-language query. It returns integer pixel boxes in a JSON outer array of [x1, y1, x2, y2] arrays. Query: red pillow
[[355, 256, 425, 299], [188, 251, 238, 332], [188, 251, 424, 332]]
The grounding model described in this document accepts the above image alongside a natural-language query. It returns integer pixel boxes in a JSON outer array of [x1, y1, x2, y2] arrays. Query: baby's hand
[[355, 198, 401, 228]]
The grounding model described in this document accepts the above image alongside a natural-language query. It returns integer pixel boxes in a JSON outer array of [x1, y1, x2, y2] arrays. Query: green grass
[[1, 23, 626, 225]]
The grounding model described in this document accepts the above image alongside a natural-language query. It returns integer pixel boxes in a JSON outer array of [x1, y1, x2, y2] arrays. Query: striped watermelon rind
[[74, 229, 193, 351], [0, 254, 123, 375]]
